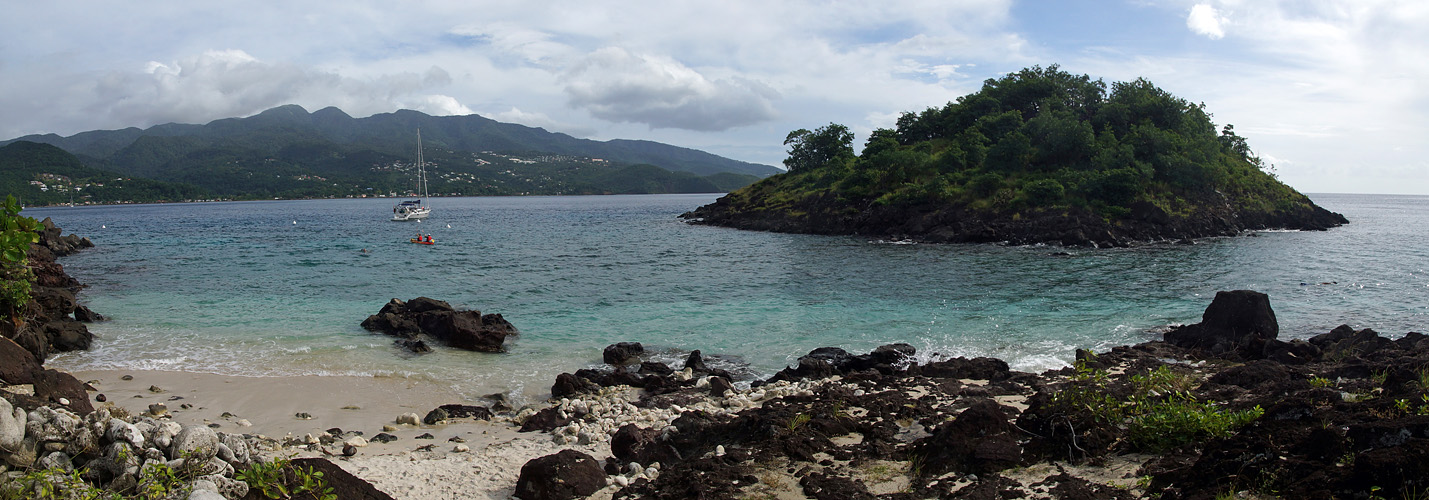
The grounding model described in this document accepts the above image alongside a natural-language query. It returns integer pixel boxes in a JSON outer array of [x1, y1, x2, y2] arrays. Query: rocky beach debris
[[360, 297, 518, 353], [7, 282, 1429, 499], [497, 290, 1429, 500]]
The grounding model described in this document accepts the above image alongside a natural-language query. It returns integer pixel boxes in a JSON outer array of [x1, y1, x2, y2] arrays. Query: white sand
[[74, 369, 617, 500]]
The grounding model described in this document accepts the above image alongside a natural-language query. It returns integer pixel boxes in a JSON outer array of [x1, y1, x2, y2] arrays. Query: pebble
[[121, 375, 134, 381], [452, 444, 470, 453], [396, 413, 421, 426], [716, 445, 726, 457], [148, 385, 164, 393], [58, 398, 70, 406], [382, 425, 398, 432], [342, 443, 357, 456], [344, 436, 368, 448], [95, 394, 107, 403], [235, 419, 251, 427], [295, 412, 313, 420], [148, 403, 168, 416]]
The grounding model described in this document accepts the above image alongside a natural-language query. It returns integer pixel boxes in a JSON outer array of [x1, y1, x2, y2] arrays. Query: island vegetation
[[684, 65, 1347, 246]]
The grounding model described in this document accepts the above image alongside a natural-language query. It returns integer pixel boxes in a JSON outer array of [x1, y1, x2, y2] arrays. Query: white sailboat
[[392, 129, 432, 221]]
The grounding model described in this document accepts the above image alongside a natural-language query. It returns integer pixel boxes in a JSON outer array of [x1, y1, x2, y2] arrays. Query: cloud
[[561, 47, 780, 131], [1187, 4, 1227, 39], [5, 50, 474, 137], [411, 95, 474, 116], [486, 106, 597, 137]]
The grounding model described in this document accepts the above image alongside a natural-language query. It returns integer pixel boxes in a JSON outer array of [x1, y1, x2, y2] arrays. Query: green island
[[684, 65, 1347, 246]]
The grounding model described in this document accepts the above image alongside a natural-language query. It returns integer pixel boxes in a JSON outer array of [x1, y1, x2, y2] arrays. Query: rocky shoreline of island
[[2, 224, 1425, 500], [682, 195, 1349, 247]]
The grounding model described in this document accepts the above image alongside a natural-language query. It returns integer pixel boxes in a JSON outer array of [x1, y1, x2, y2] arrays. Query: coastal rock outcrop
[[360, 297, 517, 353], [557, 291, 1429, 500], [0, 219, 100, 366], [1163, 289, 1278, 358]]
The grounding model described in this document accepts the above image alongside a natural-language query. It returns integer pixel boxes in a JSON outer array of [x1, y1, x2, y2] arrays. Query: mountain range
[[0, 105, 780, 203]]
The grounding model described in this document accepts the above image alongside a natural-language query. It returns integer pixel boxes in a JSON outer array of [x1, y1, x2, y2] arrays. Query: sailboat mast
[[416, 128, 425, 200]]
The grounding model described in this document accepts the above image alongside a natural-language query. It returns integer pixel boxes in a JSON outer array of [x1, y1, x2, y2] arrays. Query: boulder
[[684, 350, 707, 372], [514, 449, 605, 500], [551, 373, 600, 399], [436, 404, 492, 421], [1164, 290, 1278, 357], [603, 342, 645, 366], [422, 408, 449, 425], [73, 305, 105, 323], [0, 397, 26, 453], [708, 376, 735, 397], [290, 458, 396, 500], [0, 336, 42, 385], [45, 319, 93, 352], [34, 369, 94, 415], [169, 425, 221, 462], [611, 424, 679, 466], [915, 356, 1012, 381], [361, 298, 517, 352]]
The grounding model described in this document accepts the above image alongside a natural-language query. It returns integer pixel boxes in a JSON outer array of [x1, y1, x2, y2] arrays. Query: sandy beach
[[73, 369, 618, 500]]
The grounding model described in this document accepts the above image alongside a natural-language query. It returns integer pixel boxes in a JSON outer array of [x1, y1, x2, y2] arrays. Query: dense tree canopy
[[783, 123, 854, 173], [761, 64, 1303, 217]]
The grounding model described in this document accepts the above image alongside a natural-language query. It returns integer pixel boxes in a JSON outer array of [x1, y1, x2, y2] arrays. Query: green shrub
[[1022, 179, 1066, 206]]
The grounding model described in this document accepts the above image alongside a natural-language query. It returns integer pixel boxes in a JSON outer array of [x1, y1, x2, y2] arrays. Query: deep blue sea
[[29, 193, 1428, 401]]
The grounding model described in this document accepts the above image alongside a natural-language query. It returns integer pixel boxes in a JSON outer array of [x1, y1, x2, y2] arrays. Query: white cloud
[[486, 106, 597, 137], [411, 95, 473, 116], [1187, 4, 1227, 39], [561, 47, 780, 131]]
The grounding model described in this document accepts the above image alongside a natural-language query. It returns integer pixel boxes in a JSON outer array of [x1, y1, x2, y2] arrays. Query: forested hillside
[[0, 142, 206, 205], [0, 106, 773, 203]]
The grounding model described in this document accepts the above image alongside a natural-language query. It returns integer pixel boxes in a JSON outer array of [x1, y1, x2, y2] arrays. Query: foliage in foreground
[[1048, 356, 1264, 453], [0, 455, 334, 500], [0, 194, 39, 324]]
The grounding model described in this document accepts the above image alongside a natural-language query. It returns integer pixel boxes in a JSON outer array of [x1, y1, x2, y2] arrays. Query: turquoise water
[[32, 193, 1429, 401]]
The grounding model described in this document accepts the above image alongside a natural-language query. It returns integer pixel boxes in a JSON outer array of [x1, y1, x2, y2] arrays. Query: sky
[[1, 1, 1425, 195]]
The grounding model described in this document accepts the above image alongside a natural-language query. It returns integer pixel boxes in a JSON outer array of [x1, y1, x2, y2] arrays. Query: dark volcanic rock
[[437, 404, 493, 420], [913, 399, 1020, 476], [603, 342, 645, 366], [361, 298, 517, 352], [683, 350, 707, 372], [914, 356, 1011, 381], [290, 458, 396, 500], [1164, 290, 1278, 358], [611, 424, 680, 466], [0, 336, 42, 385], [73, 305, 104, 323], [514, 449, 605, 500], [551, 372, 601, 399], [45, 319, 92, 352], [33, 368, 94, 415]]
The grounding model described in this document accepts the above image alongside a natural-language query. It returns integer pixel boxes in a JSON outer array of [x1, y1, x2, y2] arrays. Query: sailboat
[[391, 129, 432, 221]]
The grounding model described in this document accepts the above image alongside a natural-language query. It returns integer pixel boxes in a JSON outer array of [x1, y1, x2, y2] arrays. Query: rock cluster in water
[[360, 297, 517, 353], [512, 289, 1429, 500]]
